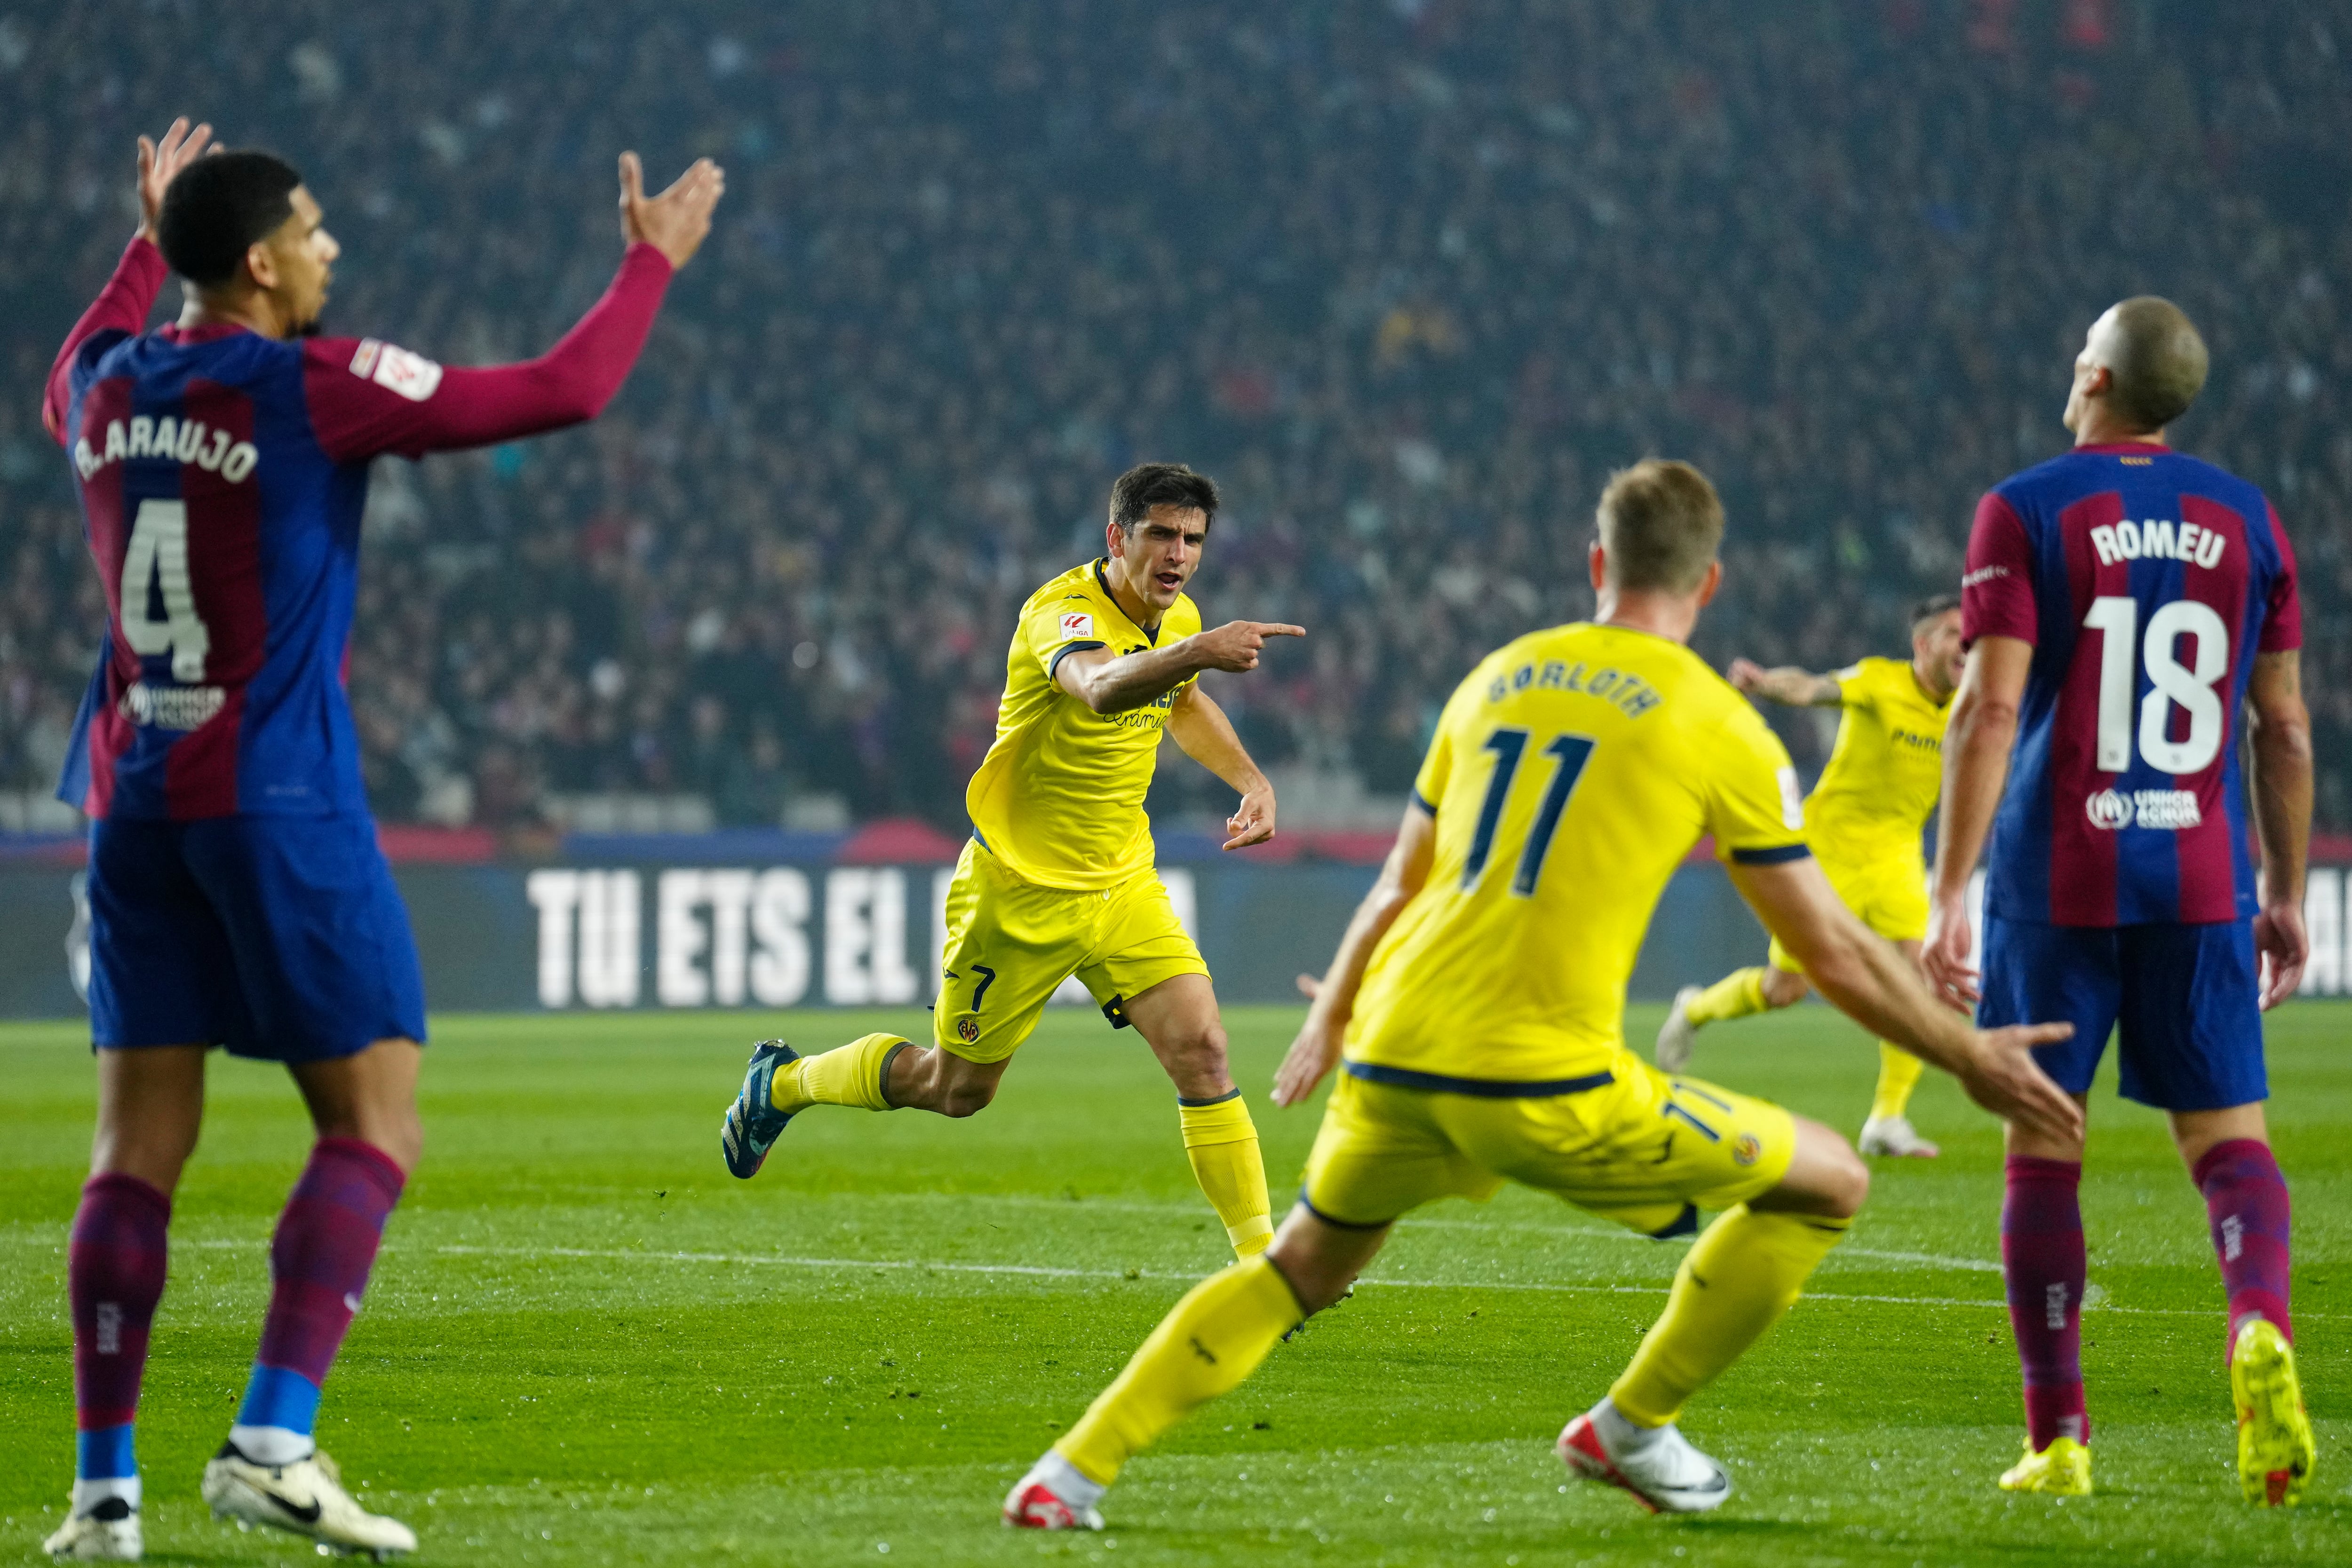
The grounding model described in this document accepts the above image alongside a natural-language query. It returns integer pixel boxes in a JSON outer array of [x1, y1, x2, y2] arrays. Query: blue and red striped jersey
[[46, 237, 673, 820], [1962, 440, 2300, 927]]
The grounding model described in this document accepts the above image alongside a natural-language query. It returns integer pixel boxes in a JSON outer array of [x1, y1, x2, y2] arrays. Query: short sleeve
[[1833, 662, 1868, 711], [1410, 666, 1487, 815], [1706, 705, 1810, 865], [2259, 500, 2303, 653], [301, 338, 451, 463], [1961, 491, 2038, 648], [1027, 594, 1107, 684]]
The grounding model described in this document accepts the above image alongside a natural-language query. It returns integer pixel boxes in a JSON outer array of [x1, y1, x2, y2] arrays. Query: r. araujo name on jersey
[[1962, 441, 2301, 926]]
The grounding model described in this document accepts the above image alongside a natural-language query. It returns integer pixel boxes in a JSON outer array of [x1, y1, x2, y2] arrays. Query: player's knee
[[937, 1079, 999, 1118], [1762, 969, 1808, 1007], [1820, 1140, 1870, 1218]]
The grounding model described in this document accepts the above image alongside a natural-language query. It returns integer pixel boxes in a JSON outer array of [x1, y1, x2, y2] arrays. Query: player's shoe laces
[[2231, 1317, 2315, 1506], [1002, 1454, 1107, 1531], [1654, 986, 1702, 1072], [1857, 1115, 1939, 1159], [42, 1497, 140, 1561], [1557, 1411, 1731, 1514], [1996, 1435, 2091, 1496], [720, 1039, 800, 1180], [200, 1444, 415, 1560]]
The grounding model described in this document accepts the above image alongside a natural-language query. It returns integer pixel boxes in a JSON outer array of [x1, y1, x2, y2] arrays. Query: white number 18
[[2082, 594, 2228, 775]]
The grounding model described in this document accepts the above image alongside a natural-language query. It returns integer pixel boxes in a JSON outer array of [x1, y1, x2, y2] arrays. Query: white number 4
[[118, 498, 211, 682], [2083, 594, 2228, 775]]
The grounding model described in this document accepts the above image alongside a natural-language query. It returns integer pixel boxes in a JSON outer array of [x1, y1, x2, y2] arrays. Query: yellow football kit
[[1762, 655, 1951, 970], [943, 559, 1209, 1059], [1304, 622, 1813, 1237]]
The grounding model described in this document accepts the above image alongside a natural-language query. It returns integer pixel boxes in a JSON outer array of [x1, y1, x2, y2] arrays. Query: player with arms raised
[[1925, 298, 2314, 1502], [1003, 460, 2080, 1529], [1657, 595, 1964, 1158], [721, 464, 1298, 1265], [39, 119, 720, 1561]]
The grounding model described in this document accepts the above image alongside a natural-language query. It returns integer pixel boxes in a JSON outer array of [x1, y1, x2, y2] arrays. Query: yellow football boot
[[1997, 1435, 2091, 1496], [2231, 1318, 2315, 1506]]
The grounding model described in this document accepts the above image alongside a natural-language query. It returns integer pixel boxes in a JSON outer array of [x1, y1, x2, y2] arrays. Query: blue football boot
[[720, 1039, 801, 1179]]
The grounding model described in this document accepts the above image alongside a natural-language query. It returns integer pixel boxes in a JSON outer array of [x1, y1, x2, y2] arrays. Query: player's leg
[[181, 815, 425, 1555], [1977, 913, 2110, 1495], [50, 818, 231, 1560], [1859, 939, 1938, 1158], [2118, 919, 2308, 1505], [1008, 1073, 1462, 1528], [1656, 943, 1808, 1070], [1119, 973, 1272, 1259]]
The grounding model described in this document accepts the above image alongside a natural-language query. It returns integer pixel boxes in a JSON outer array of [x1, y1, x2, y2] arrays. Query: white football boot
[[1557, 1408, 1732, 1514], [43, 1497, 141, 1561], [1002, 1451, 1107, 1530], [1858, 1115, 1940, 1158], [1654, 986, 1703, 1072], [201, 1445, 415, 1560]]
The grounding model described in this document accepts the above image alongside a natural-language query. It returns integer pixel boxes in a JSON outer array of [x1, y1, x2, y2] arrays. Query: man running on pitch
[[40, 118, 720, 1561]]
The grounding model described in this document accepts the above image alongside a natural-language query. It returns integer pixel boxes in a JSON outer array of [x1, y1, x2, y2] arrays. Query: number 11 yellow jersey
[[1346, 622, 1810, 1085]]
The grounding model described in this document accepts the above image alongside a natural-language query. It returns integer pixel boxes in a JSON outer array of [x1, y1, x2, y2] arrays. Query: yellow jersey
[[1803, 655, 1951, 877], [963, 560, 1202, 891], [1348, 623, 1809, 1085]]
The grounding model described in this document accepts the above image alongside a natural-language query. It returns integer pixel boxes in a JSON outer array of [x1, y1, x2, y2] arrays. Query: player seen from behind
[[39, 119, 722, 1563], [721, 464, 1299, 1263], [1924, 297, 2316, 1503], [1004, 459, 2082, 1529], [1656, 595, 1965, 1158]]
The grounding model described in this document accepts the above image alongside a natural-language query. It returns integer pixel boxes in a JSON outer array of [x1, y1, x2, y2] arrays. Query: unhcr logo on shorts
[[119, 681, 225, 730], [2084, 788, 2202, 831]]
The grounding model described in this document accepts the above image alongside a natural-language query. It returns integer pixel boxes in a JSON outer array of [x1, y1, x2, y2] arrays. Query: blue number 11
[[1462, 729, 1596, 895]]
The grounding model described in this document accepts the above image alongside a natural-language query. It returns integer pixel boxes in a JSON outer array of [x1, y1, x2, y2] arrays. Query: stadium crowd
[[2, 0, 2348, 833]]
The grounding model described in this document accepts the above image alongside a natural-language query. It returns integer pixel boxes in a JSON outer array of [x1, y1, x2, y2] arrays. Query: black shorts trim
[[1342, 1060, 1615, 1098], [1649, 1203, 1700, 1240], [1297, 1188, 1396, 1231], [1728, 843, 1812, 866], [1177, 1086, 1243, 1107], [1409, 788, 1438, 816]]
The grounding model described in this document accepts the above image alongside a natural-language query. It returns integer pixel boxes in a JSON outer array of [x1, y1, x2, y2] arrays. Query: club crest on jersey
[[1059, 611, 1095, 640], [349, 339, 445, 402], [956, 1016, 981, 1044], [2084, 788, 2201, 831], [1732, 1132, 1762, 1168]]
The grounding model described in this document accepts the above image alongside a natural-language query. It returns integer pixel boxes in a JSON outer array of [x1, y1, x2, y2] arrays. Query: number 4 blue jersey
[[1961, 440, 2301, 927]]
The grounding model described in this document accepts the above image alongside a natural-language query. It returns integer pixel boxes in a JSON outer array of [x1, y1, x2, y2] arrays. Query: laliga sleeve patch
[[1059, 611, 1095, 640], [1776, 766, 1805, 830], [350, 339, 445, 402]]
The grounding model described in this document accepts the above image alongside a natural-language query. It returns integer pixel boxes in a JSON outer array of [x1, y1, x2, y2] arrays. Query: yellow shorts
[[1300, 1052, 1795, 1237], [1766, 853, 1929, 974], [932, 839, 1208, 1064]]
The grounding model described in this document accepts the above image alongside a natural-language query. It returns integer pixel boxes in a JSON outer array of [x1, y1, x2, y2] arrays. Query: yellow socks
[[1178, 1092, 1274, 1257], [1868, 1043, 1925, 1122], [773, 1032, 908, 1114], [1056, 1255, 1304, 1484], [1685, 967, 1770, 1027], [1610, 1203, 1851, 1427]]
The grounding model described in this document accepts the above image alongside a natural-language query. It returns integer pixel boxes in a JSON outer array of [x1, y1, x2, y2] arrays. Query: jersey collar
[[159, 322, 251, 344], [2073, 439, 2170, 455], [1094, 559, 1163, 644]]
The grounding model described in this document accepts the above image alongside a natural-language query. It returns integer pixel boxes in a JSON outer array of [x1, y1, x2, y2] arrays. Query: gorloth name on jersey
[[75, 416, 259, 484]]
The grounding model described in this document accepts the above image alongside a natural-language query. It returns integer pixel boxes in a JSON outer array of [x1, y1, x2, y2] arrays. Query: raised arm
[[1272, 801, 1438, 1108], [1054, 620, 1303, 715], [300, 153, 723, 462], [1922, 634, 2031, 1002], [1166, 684, 1277, 851], [2245, 649, 2312, 1007], [43, 117, 214, 441], [1727, 657, 1843, 707], [1733, 855, 2081, 1143]]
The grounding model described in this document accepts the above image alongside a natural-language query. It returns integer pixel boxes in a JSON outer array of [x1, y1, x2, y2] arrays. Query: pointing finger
[[1258, 624, 1307, 637], [618, 150, 644, 206]]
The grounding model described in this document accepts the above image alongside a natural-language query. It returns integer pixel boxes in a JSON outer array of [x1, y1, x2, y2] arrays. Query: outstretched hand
[[1726, 657, 1766, 693], [620, 152, 726, 269], [1959, 1022, 2083, 1146], [137, 118, 215, 243], [1191, 620, 1305, 675]]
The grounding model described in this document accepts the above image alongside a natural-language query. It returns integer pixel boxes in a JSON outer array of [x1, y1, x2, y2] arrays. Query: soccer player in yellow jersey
[[719, 463, 1303, 1262], [1003, 459, 2080, 1528], [1654, 596, 1964, 1159]]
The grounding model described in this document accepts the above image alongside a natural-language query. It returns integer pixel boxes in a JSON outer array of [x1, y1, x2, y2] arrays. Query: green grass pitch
[[4, 1001, 2350, 1567]]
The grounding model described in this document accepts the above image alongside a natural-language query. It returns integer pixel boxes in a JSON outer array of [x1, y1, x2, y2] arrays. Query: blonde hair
[[1596, 459, 1724, 592]]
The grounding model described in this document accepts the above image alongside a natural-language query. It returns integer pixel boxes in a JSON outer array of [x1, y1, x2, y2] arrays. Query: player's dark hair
[[1910, 592, 1961, 626], [1109, 462, 1220, 535], [2100, 296, 2209, 433], [155, 150, 303, 288], [1595, 459, 1723, 593]]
